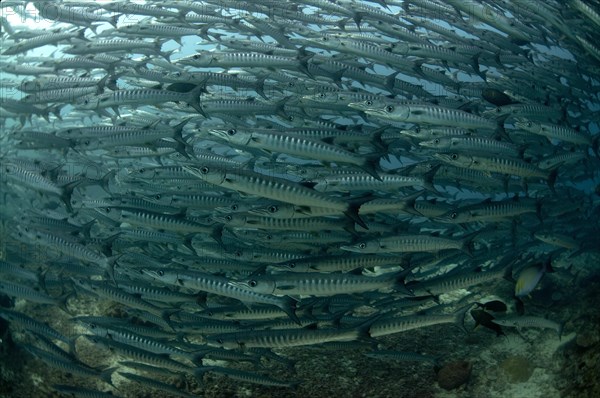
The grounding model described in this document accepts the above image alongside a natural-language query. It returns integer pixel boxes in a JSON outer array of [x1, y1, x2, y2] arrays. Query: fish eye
[[139, 168, 145, 173], [366, 100, 373, 106], [174, 71, 181, 77], [318, 93, 326, 98], [234, 250, 242, 257], [268, 205, 278, 213], [359, 243, 366, 249], [385, 105, 394, 112], [248, 280, 258, 287], [231, 204, 238, 211], [288, 82, 295, 87], [90, 323, 96, 329], [216, 338, 224, 344], [526, 122, 532, 127], [83, 99, 89, 105], [157, 270, 164, 276], [265, 234, 272, 240], [193, 54, 199, 59], [227, 129, 236, 135], [104, 207, 111, 213], [200, 166, 209, 174], [434, 139, 440, 144], [225, 215, 232, 222], [322, 36, 328, 41], [451, 153, 458, 160], [154, 194, 161, 200], [450, 212, 457, 219], [84, 140, 90, 146], [288, 262, 296, 268]]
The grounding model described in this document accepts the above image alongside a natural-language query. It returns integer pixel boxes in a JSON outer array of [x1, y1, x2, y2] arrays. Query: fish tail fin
[[384, 71, 400, 92], [57, 290, 75, 315], [274, 96, 290, 119], [357, 313, 382, 338], [97, 170, 116, 195], [423, 164, 440, 193], [187, 85, 205, 116], [170, 118, 193, 158], [279, 296, 301, 325], [345, 194, 374, 230], [109, 14, 120, 28], [254, 75, 268, 100], [460, 230, 479, 256], [368, 126, 390, 152], [472, 52, 485, 80], [359, 154, 382, 180], [60, 179, 83, 213], [454, 304, 473, 334], [393, 270, 415, 296], [99, 367, 118, 387], [67, 337, 78, 358], [183, 233, 196, 253]]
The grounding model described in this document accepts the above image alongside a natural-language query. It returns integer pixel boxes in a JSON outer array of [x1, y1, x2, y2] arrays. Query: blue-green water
[[0, 1, 599, 397]]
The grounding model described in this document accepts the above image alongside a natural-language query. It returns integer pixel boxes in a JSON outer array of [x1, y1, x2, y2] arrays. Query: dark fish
[[470, 309, 505, 336], [475, 300, 508, 313]]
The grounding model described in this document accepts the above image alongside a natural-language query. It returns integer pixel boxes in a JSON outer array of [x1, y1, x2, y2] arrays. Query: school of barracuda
[[0, 0, 599, 396]]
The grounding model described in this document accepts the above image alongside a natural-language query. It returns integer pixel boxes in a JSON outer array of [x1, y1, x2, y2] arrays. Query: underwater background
[[0, 1, 599, 397]]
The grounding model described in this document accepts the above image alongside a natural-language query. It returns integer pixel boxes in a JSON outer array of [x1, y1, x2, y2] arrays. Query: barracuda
[[177, 51, 311, 70], [217, 213, 355, 233], [183, 165, 368, 228], [2, 29, 86, 56], [435, 196, 540, 224], [21, 87, 101, 105], [491, 316, 564, 338], [419, 136, 519, 157], [14, 225, 111, 270], [275, 254, 406, 273], [310, 171, 436, 193], [230, 270, 409, 297], [349, 101, 498, 130], [82, 323, 193, 359], [75, 86, 204, 115], [434, 153, 557, 191], [82, 335, 195, 375], [71, 278, 166, 318], [95, 207, 216, 236], [368, 304, 471, 338], [205, 317, 376, 349], [306, 35, 418, 72], [409, 263, 513, 297], [198, 366, 300, 388], [64, 39, 167, 56], [515, 118, 592, 146], [0, 308, 72, 345], [341, 233, 475, 255], [140, 268, 300, 324], [209, 127, 381, 179]]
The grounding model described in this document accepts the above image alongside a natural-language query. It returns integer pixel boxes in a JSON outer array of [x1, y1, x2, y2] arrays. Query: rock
[[500, 355, 535, 383], [437, 360, 472, 390]]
